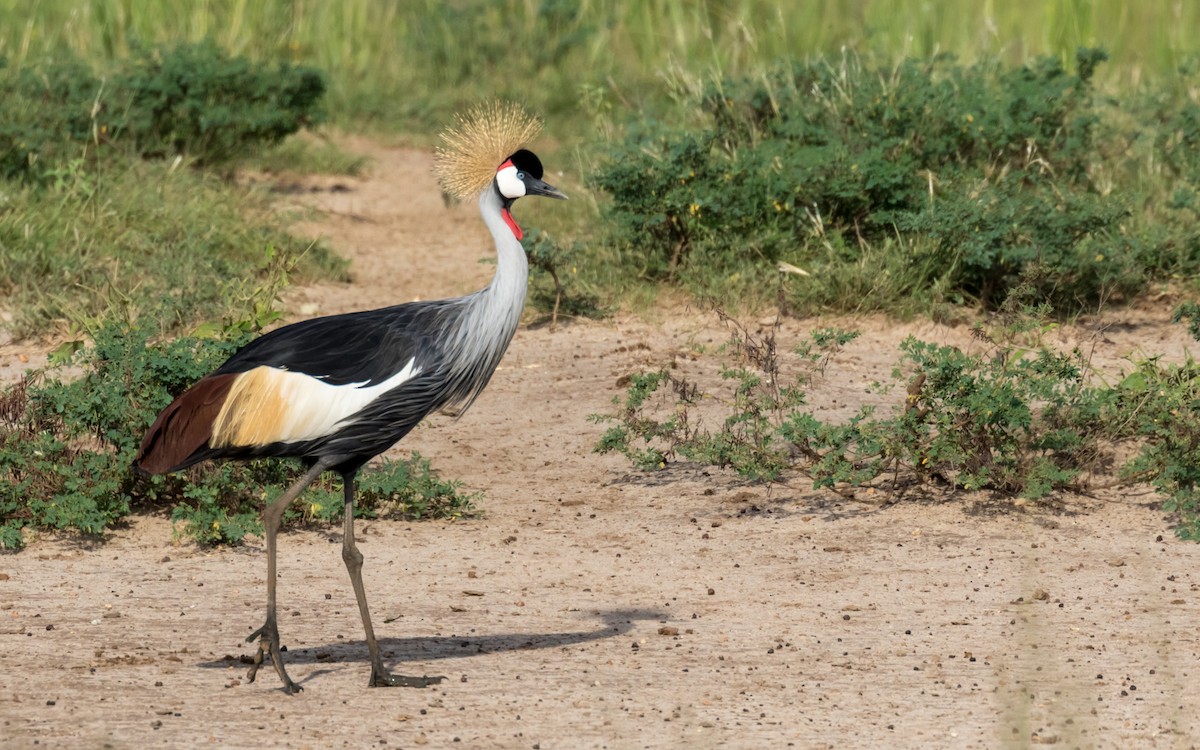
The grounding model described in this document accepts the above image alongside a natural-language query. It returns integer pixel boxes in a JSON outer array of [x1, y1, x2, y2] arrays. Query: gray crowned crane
[[134, 102, 566, 693]]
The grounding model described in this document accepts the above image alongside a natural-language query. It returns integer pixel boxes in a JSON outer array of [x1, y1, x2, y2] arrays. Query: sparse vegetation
[[521, 229, 607, 327], [593, 300, 1200, 538]]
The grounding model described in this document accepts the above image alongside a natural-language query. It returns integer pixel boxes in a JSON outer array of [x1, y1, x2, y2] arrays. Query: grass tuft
[[0, 158, 346, 340]]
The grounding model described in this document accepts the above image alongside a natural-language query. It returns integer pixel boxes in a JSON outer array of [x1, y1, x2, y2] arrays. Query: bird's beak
[[525, 175, 568, 200]]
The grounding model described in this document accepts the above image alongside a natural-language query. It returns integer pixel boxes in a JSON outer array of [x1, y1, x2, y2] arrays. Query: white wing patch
[[211, 359, 420, 448]]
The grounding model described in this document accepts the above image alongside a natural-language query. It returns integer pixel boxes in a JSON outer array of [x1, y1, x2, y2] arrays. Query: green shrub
[[590, 49, 1135, 310], [116, 40, 326, 166], [1100, 302, 1200, 540], [1104, 353, 1200, 540], [0, 40, 325, 183], [593, 316, 858, 482], [593, 305, 1200, 537], [0, 322, 476, 550], [0, 323, 240, 548], [522, 229, 607, 326], [864, 335, 1094, 496], [594, 307, 1100, 497], [889, 171, 1137, 306], [592, 370, 678, 472], [0, 55, 104, 181]]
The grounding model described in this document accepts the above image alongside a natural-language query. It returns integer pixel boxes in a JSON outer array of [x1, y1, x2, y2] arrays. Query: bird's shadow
[[198, 608, 664, 683]]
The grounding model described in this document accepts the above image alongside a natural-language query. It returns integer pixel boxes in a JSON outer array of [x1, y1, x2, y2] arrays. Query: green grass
[[0, 156, 346, 339], [247, 134, 370, 177], [3, 1, 1197, 140], [0, 38, 354, 339]]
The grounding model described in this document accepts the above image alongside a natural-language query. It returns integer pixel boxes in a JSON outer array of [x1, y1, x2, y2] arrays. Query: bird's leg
[[245, 460, 328, 694], [340, 470, 446, 689]]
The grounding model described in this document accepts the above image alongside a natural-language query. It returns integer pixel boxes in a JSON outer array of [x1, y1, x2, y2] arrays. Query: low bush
[[0, 322, 476, 550], [592, 304, 1200, 538], [589, 48, 1168, 312], [117, 40, 326, 166], [0, 41, 325, 183], [522, 229, 607, 327]]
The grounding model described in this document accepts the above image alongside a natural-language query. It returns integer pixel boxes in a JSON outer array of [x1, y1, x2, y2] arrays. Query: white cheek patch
[[495, 165, 526, 200]]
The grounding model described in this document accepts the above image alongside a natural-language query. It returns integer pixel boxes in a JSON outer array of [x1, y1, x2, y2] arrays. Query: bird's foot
[[369, 667, 447, 689], [245, 622, 302, 694]]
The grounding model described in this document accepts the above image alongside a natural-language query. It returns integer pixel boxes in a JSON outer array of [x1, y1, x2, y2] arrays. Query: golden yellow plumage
[[434, 100, 543, 200]]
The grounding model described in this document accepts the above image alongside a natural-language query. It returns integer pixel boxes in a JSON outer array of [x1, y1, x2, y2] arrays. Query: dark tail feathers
[[134, 374, 235, 475]]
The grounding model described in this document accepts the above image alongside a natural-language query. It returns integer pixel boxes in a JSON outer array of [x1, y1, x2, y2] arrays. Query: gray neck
[[441, 186, 529, 410]]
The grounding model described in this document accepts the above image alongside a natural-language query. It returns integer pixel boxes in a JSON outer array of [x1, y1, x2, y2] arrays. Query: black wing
[[214, 301, 457, 386]]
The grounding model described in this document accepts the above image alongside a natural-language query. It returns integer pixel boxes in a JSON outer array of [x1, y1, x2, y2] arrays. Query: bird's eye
[[517, 171, 526, 180]]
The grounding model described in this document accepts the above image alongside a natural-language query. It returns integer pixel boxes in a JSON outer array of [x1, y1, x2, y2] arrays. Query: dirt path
[[3, 140, 1200, 749]]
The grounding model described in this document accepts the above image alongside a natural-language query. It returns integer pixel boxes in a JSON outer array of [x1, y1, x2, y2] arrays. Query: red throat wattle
[[502, 207, 522, 240]]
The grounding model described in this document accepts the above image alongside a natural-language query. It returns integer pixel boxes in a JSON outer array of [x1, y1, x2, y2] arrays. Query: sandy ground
[[3, 140, 1200, 749]]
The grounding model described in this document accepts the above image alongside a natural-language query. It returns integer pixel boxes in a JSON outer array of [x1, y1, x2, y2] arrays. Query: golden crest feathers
[[434, 101, 543, 200]]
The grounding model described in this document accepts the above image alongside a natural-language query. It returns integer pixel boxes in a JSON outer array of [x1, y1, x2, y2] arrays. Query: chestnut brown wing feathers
[[134, 373, 236, 475]]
